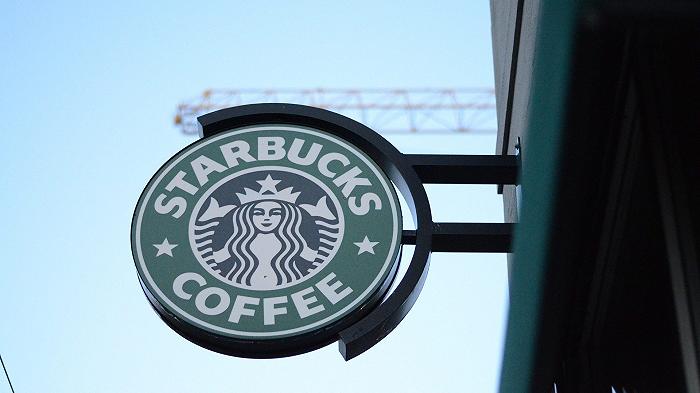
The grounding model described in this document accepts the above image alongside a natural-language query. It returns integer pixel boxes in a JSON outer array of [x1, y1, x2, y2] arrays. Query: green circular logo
[[132, 125, 402, 342]]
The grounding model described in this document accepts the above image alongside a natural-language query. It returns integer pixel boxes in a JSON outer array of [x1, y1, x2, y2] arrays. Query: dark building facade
[[492, 1, 700, 392]]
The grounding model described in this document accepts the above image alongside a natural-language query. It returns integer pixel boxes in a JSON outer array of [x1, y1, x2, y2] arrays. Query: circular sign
[[131, 124, 402, 357]]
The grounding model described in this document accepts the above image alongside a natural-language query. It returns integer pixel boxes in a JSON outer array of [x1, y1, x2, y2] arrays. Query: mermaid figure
[[193, 174, 341, 290]]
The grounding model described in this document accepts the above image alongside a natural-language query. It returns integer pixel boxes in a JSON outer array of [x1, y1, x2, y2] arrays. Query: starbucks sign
[[132, 121, 402, 357]]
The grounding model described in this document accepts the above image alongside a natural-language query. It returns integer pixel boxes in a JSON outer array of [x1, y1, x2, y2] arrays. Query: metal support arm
[[402, 223, 514, 253], [406, 154, 519, 184]]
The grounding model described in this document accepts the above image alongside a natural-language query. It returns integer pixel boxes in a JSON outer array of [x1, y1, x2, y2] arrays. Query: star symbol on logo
[[354, 236, 379, 255], [257, 174, 281, 195], [153, 238, 178, 257]]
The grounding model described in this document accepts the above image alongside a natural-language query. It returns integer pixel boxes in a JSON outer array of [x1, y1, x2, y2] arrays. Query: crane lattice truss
[[175, 88, 496, 135]]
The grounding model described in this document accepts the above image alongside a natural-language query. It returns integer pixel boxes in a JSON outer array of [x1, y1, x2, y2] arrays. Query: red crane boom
[[175, 88, 496, 135]]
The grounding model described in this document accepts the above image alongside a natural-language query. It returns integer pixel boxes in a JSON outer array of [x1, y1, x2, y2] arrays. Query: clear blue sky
[[0, 1, 508, 392]]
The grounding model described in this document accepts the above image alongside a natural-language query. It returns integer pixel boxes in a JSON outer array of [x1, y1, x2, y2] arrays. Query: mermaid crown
[[236, 174, 300, 204]]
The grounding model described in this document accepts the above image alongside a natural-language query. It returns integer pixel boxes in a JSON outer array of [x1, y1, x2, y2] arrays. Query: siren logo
[[190, 169, 343, 290], [132, 125, 402, 344]]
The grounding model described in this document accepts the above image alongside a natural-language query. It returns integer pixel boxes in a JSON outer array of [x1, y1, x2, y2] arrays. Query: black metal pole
[[402, 223, 514, 253], [406, 154, 519, 184]]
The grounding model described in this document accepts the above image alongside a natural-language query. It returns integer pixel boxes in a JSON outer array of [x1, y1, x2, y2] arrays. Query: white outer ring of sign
[[135, 125, 400, 337]]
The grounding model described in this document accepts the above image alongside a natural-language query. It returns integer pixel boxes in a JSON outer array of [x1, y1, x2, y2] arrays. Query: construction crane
[[175, 88, 496, 135]]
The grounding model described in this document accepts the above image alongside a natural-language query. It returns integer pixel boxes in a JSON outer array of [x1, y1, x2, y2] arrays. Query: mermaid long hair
[[223, 200, 307, 287]]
